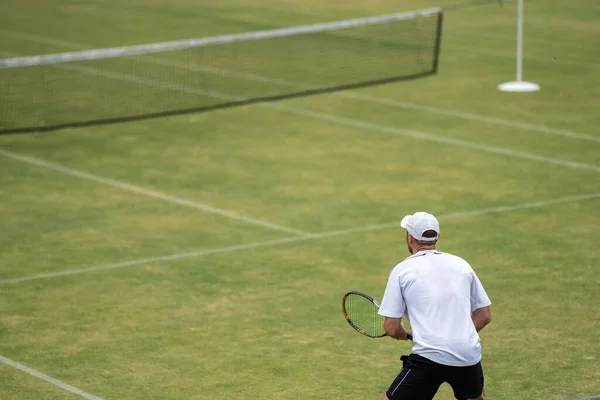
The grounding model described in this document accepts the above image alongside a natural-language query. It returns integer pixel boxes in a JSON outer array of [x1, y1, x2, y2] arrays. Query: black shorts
[[386, 354, 484, 400]]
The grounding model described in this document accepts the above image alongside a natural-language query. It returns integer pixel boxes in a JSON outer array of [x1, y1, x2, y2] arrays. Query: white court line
[[0, 354, 105, 400], [2, 51, 598, 174], [138, 56, 600, 143], [0, 236, 304, 285], [2, 30, 598, 143], [2, 191, 598, 286], [339, 93, 600, 143], [447, 43, 600, 70], [126, 54, 600, 142], [0, 149, 313, 237], [267, 104, 600, 173]]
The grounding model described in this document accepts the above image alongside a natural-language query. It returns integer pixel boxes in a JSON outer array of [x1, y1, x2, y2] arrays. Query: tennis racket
[[342, 291, 413, 340]]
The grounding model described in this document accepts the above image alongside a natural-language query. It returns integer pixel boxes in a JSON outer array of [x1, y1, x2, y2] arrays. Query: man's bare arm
[[382, 317, 409, 340], [472, 306, 492, 332]]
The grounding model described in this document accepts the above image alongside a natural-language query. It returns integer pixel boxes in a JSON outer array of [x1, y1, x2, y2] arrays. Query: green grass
[[1, 0, 599, 399]]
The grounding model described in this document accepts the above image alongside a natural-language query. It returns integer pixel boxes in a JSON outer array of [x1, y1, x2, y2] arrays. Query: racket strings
[[346, 294, 385, 337]]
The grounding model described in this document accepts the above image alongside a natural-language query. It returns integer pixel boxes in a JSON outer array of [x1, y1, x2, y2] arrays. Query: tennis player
[[378, 212, 492, 400]]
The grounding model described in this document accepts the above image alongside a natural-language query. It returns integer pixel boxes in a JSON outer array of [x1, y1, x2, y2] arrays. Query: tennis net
[[0, 7, 443, 134]]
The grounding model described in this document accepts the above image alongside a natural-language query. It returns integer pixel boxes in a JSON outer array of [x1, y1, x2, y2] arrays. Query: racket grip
[[406, 332, 413, 341]]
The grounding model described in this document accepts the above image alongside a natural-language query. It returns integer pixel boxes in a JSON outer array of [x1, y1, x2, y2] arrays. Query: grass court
[[0, 0, 599, 399]]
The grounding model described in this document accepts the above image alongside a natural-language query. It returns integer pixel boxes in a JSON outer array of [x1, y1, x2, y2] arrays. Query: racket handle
[[406, 332, 413, 341]]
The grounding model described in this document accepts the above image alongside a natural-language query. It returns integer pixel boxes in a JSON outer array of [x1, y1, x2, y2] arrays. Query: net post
[[498, 0, 539, 92], [432, 10, 444, 74], [516, 0, 523, 82]]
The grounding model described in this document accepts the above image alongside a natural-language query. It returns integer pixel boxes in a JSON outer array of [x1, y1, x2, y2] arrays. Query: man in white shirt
[[378, 212, 492, 400]]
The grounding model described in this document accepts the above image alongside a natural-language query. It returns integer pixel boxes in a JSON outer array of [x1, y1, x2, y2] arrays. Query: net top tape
[[0, 7, 442, 69]]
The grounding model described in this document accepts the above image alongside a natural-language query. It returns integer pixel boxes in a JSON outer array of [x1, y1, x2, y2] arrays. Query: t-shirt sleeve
[[470, 271, 492, 312], [378, 267, 405, 318]]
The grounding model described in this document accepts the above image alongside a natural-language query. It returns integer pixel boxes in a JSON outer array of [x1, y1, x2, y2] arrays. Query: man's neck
[[412, 246, 436, 254]]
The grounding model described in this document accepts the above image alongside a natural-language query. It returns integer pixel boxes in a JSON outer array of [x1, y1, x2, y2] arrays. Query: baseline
[[0, 354, 105, 400]]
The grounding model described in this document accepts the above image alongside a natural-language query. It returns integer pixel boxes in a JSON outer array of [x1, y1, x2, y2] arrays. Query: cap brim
[[400, 215, 412, 228]]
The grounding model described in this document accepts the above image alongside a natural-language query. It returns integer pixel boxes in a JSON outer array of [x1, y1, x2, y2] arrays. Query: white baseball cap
[[400, 212, 440, 242]]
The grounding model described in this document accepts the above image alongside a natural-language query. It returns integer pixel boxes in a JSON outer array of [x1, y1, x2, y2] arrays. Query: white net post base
[[498, 81, 540, 92]]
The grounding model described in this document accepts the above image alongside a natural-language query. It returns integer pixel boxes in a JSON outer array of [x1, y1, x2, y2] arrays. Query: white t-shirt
[[378, 250, 491, 367]]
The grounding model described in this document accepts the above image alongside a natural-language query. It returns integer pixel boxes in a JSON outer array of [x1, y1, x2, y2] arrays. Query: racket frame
[[342, 291, 386, 338], [342, 290, 413, 341]]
